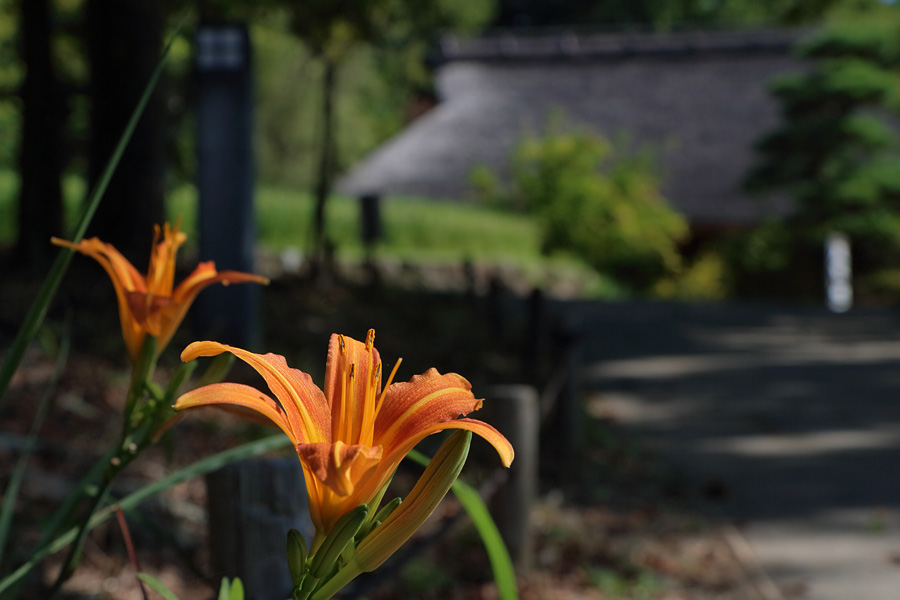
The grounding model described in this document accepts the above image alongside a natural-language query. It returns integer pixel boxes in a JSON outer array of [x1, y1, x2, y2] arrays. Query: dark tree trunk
[[85, 0, 165, 265], [16, 0, 64, 267], [311, 56, 337, 269]]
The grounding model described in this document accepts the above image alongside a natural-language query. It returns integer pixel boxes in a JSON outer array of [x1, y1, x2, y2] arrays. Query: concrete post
[[206, 458, 313, 600], [194, 23, 261, 348], [483, 384, 539, 571]]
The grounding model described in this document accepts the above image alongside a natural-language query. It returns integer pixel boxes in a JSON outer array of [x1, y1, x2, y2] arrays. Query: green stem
[[308, 563, 362, 600]]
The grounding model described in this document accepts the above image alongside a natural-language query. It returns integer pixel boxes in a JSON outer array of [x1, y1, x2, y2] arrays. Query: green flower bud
[[286, 528, 308, 587], [354, 431, 471, 572], [309, 505, 368, 579]]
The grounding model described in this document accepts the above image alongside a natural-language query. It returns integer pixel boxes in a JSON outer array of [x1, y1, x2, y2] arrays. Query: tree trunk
[[85, 0, 165, 265], [16, 0, 64, 267], [311, 56, 337, 271]]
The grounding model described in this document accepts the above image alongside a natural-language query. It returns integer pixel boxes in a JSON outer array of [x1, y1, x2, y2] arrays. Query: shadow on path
[[559, 300, 900, 598]]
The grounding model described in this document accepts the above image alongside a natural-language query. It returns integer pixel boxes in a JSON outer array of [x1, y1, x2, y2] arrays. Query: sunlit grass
[[2, 172, 606, 294], [169, 182, 543, 262]]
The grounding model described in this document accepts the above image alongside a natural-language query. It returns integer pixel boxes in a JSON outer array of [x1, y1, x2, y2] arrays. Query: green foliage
[[219, 577, 245, 600], [137, 573, 181, 600], [654, 252, 729, 300], [474, 126, 688, 293], [745, 7, 900, 293], [491, 0, 882, 29], [587, 567, 662, 600]]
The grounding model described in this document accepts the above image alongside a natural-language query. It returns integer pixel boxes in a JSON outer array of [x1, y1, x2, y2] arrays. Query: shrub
[[472, 126, 688, 293]]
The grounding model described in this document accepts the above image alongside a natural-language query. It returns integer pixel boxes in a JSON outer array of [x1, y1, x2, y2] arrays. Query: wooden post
[[206, 458, 313, 600], [483, 384, 539, 572]]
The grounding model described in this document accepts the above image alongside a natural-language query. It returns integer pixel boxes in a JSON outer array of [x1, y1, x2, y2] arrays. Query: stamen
[[335, 360, 348, 441], [374, 358, 402, 422], [366, 329, 375, 351], [339, 334, 346, 353], [371, 362, 382, 386], [341, 363, 356, 442], [359, 362, 381, 447]]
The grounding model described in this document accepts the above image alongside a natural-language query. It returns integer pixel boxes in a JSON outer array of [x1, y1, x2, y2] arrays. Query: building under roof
[[338, 28, 810, 230]]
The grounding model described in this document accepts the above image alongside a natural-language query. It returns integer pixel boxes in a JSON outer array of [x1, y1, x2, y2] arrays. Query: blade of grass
[[136, 574, 180, 600], [406, 449, 518, 600], [0, 9, 190, 409], [0, 323, 70, 567], [0, 434, 291, 597]]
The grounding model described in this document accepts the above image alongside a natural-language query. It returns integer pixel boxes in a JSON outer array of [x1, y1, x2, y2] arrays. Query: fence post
[[542, 313, 584, 477], [483, 384, 539, 572], [206, 458, 313, 600], [194, 23, 261, 348]]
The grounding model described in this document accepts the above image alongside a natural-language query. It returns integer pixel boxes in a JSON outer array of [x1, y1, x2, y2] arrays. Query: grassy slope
[[1, 173, 607, 294]]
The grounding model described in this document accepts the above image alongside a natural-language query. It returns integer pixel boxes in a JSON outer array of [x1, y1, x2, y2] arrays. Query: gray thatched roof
[[338, 28, 808, 225]]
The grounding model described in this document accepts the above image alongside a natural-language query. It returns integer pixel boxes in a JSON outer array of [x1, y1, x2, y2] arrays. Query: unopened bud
[[354, 431, 471, 571], [286, 528, 308, 587], [309, 505, 368, 579]]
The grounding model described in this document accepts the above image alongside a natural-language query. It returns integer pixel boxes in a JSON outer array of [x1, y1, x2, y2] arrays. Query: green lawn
[[2, 173, 606, 294]]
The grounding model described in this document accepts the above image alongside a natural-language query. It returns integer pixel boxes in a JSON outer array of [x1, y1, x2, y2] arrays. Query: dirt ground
[[0, 260, 764, 599]]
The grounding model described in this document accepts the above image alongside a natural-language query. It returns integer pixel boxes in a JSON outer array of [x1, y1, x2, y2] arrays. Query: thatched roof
[[338, 28, 809, 225]]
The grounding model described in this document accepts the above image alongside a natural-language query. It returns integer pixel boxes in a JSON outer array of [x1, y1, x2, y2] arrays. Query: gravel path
[[567, 301, 900, 599]]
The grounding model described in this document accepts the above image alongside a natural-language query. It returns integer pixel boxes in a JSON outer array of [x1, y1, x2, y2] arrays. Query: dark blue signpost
[[194, 23, 260, 348]]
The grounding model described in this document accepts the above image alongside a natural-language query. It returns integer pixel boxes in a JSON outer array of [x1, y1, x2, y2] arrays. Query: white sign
[[825, 233, 852, 313]]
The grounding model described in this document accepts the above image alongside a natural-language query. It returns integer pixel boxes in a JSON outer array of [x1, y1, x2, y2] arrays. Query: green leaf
[[218, 577, 231, 600], [218, 576, 244, 600], [229, 577, 244, 600], [137, 573, 180, 600]]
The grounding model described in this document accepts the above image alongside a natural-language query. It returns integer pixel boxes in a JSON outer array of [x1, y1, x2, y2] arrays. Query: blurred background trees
[[2, 0, 900, 299], [740, 5, 900, 300]]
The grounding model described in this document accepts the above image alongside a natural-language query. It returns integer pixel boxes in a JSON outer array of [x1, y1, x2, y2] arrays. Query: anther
[[372, 362, 382, 385]]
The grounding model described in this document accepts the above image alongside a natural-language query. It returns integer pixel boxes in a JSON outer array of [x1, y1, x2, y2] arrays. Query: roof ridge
[[435, 27, 811, 63]]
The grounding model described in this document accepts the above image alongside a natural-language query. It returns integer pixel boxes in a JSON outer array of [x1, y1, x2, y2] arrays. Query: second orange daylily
[[175, 330, 514, 538], [52, 222, 268, 363]]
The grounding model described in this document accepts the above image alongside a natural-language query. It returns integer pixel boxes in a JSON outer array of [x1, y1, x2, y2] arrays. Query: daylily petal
[[172, 262, 270, 304], [125, 291, 174, 336], [159, 263, 268, 352], [382, 417, 514, 471], [146, 222, 187, 297], [375, 369, 482, 454], [182, 342, 330, 444], [297, 441, 383, 497], [52, 236, 149, 360], [324, 332, 381, 445], [174, 382, 295, 443]]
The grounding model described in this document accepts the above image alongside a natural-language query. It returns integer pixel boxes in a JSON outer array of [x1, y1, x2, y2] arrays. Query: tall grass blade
[[136, 573, 180, 600], [0, 11, 189, 408], [406, 449, 519, 600], [0, 325, 70, 567], [0, 434, 291, 598]]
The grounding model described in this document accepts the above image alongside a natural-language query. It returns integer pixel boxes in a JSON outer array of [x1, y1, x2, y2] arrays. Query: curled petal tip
[[181, 340, 230, 362]]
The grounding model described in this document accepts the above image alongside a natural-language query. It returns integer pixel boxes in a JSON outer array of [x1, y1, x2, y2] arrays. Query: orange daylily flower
[[52, 222, 269, 362], [175, 330, 514, 536]]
